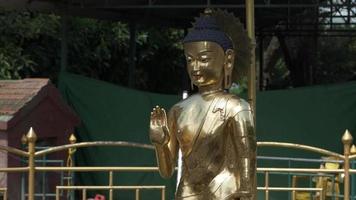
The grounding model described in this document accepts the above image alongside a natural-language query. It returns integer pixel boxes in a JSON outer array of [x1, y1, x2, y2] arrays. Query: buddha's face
[[184, 41, 226, 88]]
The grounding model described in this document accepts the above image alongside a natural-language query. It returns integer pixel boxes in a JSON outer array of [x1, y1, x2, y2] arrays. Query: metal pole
[[60, 14, 68, 73], [292, 176, 296, 200], [342, 130, 353, 200], [135, 189, 140, 200], [351, 145, 356, 200], [68, 134, 77, 200], [109, 171, 113, 200], [246, 0, 256, 115], [265, 172, 269, 200], [82, 189, 86, 200], [352, 160, 356, 200], [42, 154, 46, 200], [21, 135, 27, 200], [128, 22, 137, 88], [56, 188, 60, 200], [27, 128, 37, 200], [259, 36, 264, 91], [288, 160, 292, 200], [161, 187, 165, 200]]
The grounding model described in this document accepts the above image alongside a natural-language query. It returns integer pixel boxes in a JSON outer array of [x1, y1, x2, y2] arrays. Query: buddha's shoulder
[[169, 94, 198, 113], [223, 94, 249, 107], [222, 93, 252, 116], [170, 93, 251, 114], [172, 93, 202, 107]]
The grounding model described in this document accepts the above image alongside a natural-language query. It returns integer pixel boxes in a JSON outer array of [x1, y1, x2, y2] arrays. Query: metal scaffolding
[[53, 0, 356, 36]]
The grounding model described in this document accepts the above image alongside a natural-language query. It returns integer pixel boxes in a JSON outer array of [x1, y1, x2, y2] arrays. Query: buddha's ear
[[224, 49, 235, 89]]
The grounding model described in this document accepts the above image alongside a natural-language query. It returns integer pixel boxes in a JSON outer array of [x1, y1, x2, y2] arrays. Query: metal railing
[[0, 188, 7, 200], [56, 185, 165, 200], [0, 128, 355, 200]]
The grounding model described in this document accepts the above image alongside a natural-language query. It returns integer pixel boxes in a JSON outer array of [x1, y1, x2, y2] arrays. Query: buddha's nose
[[192, 61, 201, 71]]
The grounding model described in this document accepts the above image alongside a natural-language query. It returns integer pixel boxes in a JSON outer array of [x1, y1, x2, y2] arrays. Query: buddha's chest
[[175, 98, 227, 156]]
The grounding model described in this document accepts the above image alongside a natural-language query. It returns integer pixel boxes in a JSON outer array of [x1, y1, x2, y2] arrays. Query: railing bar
[[76, 4, 352, 9], [55, 187, 59, 200], [258, 168, 344, 173], [34, 160, 65, 163], [257, 155, 344, 163], [33, 141, 349, 158], [0, 167, 28, 172], [109, 171, 113, 200], [0, 145, 28, 157], [288, 160, 292, 200], [292, 175, 296, 200], [257, 187, 323, 191], [257, 142, 344, 159], [135, 189, 139, 200], [35, 141, 155, 157], [82, 189, 86, 200], [265, 172, 269, 200], [58, 186, 166, 189], [26, 194, 61, 197], [34, 166, 351, 173], [257, 171, 336, 177], [35, 166, 161, 172], [161, 186, 165, 200], [349, 154, 356, 159], [42, 154, 46, 200]]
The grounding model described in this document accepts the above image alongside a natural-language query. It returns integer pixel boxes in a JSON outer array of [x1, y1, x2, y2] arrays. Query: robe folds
[[170, 93, 256, 200]]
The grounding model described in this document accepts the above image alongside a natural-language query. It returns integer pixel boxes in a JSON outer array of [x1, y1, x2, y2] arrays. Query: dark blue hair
[[183, 16, 233, 51]]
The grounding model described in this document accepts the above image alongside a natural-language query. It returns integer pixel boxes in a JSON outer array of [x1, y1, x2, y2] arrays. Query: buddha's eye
[[200, 55, 210, 63], [186, 56, 193, 63]]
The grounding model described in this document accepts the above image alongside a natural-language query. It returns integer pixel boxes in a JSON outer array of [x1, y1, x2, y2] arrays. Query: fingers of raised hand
[[151, 106, 167, 126], [150, 106, 159, 126], [159, 108, 167, 126], [150, 111, 156, 126]]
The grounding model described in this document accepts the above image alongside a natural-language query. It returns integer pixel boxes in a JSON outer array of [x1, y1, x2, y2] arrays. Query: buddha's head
[[183, 12, 235, 90]]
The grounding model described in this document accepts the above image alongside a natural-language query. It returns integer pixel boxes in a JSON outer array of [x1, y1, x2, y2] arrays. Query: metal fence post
[[27, 128, 37, 200], [67, 134, 77, 200], [21, 134, 27, 200], [342, 129, 353, 200], [351, 145, 356, 200]]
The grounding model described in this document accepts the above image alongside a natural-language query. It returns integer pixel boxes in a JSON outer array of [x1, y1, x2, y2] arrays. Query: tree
[[0, 10, 60, 80], [0, 10, 186, 94], [1, 9, 355, 93]]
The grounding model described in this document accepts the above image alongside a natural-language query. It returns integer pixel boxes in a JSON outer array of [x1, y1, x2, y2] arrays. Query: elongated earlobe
[[224, 73, 231, 89], [224, 49, 235, 89]]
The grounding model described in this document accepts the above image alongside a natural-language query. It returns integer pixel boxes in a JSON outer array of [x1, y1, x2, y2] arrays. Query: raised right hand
[[149, 106, 170, 145]]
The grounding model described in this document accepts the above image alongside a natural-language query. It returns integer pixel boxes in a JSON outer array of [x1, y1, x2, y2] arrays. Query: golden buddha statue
[[314, 157, 341, 200], [149, 9, 256, 200]]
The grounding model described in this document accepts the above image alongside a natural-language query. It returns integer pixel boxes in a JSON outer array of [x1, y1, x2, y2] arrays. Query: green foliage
[[0, 10, 186, 93], [66, 18, 131, 81], [0, 9, 60, 80], [65, 17, 185, 93], [0, 46, 32, 79], [229, 78, 248, 96], [135, 27, 185, 93], [1, 9, 354, 93], [316, 36, 356, 84]]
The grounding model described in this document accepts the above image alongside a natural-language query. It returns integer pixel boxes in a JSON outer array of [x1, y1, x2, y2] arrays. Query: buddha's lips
[[192, 75, 203, 81], [192, 71, 202, 77]]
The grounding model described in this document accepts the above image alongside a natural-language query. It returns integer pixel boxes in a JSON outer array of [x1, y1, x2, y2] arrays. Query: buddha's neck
[[198, 84, 224, 95]]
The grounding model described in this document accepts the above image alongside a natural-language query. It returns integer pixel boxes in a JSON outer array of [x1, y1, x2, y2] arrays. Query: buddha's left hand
[[149, 106, 170, 145]]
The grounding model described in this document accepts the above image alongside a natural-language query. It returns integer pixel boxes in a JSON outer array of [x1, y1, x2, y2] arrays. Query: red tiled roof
[[0, 79, 49, 115]]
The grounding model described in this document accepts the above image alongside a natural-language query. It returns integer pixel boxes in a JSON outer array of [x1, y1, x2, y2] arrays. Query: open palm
[[149, 106, 169, 145]]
